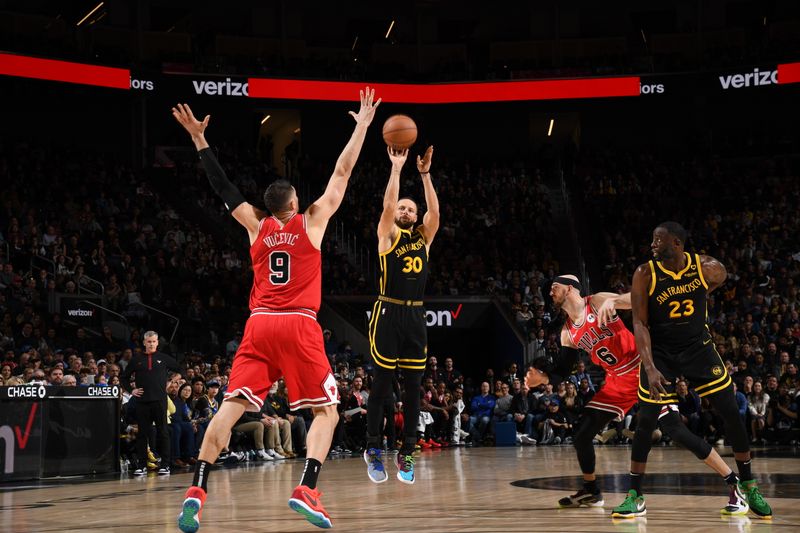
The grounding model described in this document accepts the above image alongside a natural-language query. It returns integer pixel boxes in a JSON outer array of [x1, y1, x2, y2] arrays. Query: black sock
[[736, 460, 752, 482], [724, 472, 739, 486], [300, 458, 323, 489], [630, 472, 643, 496], [584, 479, 599, 494], [192, 460, 212, 492]]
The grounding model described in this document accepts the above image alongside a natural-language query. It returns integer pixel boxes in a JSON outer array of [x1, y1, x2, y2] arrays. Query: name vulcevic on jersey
[[263, 232, 299, 248]]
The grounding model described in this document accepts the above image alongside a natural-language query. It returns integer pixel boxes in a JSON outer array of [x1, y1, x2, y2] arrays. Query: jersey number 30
[[402, 256, 423, 273], [269, 251, 290, 285]]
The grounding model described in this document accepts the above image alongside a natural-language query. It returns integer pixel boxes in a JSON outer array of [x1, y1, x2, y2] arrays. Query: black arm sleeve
[[198, 148, 247, 212], [543, 347, 580, 386]]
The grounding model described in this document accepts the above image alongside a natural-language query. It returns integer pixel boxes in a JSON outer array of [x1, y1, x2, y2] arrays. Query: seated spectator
[[48, 366, 63, 385], [748, 381, 769, 444], [492, 382, 514, 431], [442, 357, 463, 389], [765, 384, 798, 444], [272, 380, 306, 455], [170, 383, 197, 468], [676, 380, 702, 435], [469, 382, 496, 446], [540, 399, 569, 445], [569, 360, 595, 392]]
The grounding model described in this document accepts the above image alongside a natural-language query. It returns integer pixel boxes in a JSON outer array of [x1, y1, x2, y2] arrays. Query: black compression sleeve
[[198, 148, 247, 212], [543, 347, 580, 385]]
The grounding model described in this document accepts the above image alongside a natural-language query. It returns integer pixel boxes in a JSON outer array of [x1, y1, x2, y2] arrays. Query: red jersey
[[565, 296, 640, 377], [248, 214, 321, 312]]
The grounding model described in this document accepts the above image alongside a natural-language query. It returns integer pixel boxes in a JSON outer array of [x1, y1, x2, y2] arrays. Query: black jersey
[[378, 228, 429, 301], [647, 252, 711, 352]]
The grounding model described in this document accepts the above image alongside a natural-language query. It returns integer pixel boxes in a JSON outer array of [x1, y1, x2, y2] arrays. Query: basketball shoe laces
[[399, 454, 415, 473], [367, 449, 385, 471]]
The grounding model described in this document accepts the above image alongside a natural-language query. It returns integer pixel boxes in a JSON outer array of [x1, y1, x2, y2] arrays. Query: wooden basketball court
[[2, 446, 798, 532]]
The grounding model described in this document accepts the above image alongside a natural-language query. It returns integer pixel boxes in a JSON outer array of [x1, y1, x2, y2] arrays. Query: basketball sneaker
[[721, 483, 749, 516], [396, 453, 416, 484], [177, 486, 206, 533], [611, 490, 646, 518], [288, 485, 332, 529], [740, 480, 772, 519], [363, 448, 388, 483], [558, 489, 604, 508]]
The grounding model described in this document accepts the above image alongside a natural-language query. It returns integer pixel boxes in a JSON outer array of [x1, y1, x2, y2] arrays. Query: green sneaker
[[611, 490, 646, 519], [740, 480, 772, 519]]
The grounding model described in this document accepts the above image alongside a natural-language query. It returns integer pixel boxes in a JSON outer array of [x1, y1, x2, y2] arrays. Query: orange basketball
[[382, 114, 417, 150]]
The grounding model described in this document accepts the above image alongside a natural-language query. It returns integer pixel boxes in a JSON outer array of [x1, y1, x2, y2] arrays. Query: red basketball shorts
[[584, 370, 640, 421], [225, 308, 339, 411]]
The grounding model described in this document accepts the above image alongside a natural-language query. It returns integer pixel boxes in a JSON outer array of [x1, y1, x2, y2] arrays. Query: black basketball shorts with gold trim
[[368, 300, 428, 371], [639, 338, 732, 404]]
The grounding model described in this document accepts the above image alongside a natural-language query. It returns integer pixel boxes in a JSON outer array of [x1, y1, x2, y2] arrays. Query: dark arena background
[[0, 1, 799, 532]]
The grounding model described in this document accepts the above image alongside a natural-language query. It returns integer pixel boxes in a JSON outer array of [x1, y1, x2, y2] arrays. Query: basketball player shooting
[[171, 87, 380, 531], [364, 144, 439, 485]]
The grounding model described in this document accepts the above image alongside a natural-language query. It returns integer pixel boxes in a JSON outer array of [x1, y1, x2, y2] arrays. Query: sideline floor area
[[2, 445, 798, 532]]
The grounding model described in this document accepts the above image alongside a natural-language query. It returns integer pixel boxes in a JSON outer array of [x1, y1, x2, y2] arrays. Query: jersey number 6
[[596, 347, 619, 366], [269, 251, 290, 285]]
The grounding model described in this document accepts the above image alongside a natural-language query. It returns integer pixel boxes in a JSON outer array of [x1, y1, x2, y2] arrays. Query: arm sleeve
[[198, 148, 247, 212], [542, 347, 580, 385]]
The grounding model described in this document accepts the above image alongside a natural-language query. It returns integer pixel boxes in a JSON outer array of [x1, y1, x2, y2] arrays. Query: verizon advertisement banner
[[57, 294, 103, 327]]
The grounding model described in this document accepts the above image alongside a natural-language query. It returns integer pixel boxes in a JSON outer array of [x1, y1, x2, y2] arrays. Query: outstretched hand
[[348, 86, 381, 126], [388, 146, 409, 169], [417, 145, 433, 174], [171, 103, 210, 140], [597, 298, 617, 326]]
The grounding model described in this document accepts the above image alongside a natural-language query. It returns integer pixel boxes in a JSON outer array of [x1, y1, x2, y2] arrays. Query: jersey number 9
[[269, 251, 290, 285]]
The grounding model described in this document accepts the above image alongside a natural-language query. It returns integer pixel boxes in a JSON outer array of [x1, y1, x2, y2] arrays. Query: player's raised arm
[[416, 146, 439, 248], [595, 291, 631, 326], [631, 264, 669, 400], [171, 103, 262, 244], [377, 147, 407, 248], [699, 255, 728, 293], [306, 87, 381, 238]]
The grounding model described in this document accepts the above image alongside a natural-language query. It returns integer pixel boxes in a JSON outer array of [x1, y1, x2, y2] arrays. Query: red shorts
[[225, 308, 339, 411], [584, 370, 640, 421]]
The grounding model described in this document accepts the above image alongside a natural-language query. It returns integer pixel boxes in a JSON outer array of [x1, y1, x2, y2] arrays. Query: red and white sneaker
[[288, 485, 332, 529], [177, 486, 206, 533]]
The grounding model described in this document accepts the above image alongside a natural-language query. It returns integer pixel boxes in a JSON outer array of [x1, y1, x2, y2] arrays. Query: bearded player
[[525, 275, 640, 508]]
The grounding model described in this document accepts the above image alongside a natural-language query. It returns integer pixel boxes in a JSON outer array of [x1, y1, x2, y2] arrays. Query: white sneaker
[[266, 449, 285, 460], [520, 435, 538, 445], [256, 449, 273, 461]]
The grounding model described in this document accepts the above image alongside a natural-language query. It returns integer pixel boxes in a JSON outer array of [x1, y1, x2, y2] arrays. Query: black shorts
[[368, 300, 427, 371], [638, 339, 732, 405]]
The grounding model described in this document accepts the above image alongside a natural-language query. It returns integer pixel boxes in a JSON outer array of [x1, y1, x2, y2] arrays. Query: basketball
[[382, 114, 417, 150]]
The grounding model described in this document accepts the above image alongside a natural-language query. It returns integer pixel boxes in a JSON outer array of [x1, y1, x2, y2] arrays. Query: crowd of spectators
[[2, 133, 799, 478]]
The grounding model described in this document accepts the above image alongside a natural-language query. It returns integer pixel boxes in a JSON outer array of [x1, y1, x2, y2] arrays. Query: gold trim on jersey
[[638, 382, 678, 404], [378, 229, 404, 257], [656, 252, 693, 280], [695, 346, 732, 397], [378, 295, 423, 306], [697, 376, 732, 397], [379, 255, 387, 295], [398, 356, 427, 371], [368, 301, 397, 370], [696, 253, 709, 289], [648, 261, 657, 296]]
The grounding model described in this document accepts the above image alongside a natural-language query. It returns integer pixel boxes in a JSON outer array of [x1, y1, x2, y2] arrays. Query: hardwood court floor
[[2, 445, 799, 532]]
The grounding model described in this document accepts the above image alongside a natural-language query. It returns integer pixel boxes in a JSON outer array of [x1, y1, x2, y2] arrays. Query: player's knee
[[573, 421, 595, 447]]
